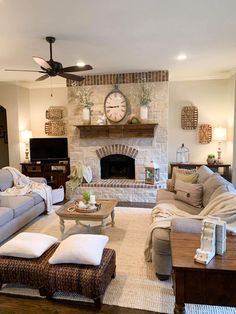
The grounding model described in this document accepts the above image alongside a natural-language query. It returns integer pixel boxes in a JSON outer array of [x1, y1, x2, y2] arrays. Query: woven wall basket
[[181, 105, 198, 130], [45, 121, 66, 136], [198, 124, 212, 144], [46, 108, 63, 120]]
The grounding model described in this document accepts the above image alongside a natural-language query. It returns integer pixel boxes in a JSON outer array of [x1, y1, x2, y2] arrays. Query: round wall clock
[[104, 88, 127, 123]]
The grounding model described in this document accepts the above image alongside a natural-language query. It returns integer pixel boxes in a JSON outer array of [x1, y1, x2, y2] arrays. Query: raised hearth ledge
[[74, 123, 158, 138], [66, 179, 166, 203]]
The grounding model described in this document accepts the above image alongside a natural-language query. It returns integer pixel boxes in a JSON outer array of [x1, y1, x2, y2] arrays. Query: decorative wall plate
[[199, 124, 212, 144], [181, 105, 198, 130]]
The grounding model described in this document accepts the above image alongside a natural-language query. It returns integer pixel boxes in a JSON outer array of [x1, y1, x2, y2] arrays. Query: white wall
[[29, 87, 68, 137], [169, 79, 234, 172], [0, 84, 20, 169], [17, 86, 31, 162]]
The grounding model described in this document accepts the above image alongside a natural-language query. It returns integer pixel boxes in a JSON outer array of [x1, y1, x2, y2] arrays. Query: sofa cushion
[[0, 207, 14, 226], [26, 192, 44, 205], [174, 180, 203, 208], [203, 173, 234, 207], [209, 185, 229, 202], [158, 199, 202, 215], [0, 196, 34, 218], [169, 167, 197, 192], [0, 169, 13, 191], [157, 189, 176, 201], [197, 165, 214, 184]]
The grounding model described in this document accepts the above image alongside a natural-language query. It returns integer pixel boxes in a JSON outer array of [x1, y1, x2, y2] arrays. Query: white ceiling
[[1, 0, 236, 86]]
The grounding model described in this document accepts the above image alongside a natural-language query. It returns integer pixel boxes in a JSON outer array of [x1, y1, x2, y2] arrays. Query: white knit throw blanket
[[0, 167, 53, 214], [144, 191, 236, 262]]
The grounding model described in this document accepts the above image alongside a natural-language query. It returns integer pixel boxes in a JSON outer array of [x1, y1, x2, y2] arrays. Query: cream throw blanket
[[0, 167, 53, 214], [144, 191, 236, 261]]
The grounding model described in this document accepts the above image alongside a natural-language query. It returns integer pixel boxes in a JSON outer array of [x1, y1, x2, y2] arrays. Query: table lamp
[[21, 130, 32, 162], [213, 127, 227, 164]]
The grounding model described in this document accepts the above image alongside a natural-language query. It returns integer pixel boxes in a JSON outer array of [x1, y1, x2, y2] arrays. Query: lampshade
[[213, 127, 227, 142], [21, 130, 32, 143]]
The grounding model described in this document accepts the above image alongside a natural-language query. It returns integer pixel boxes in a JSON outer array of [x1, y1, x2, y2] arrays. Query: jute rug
[[1, 206, 236, 314]]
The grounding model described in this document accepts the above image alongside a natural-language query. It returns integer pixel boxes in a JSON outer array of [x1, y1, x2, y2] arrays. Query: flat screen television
[[30, 138, 68, 162]]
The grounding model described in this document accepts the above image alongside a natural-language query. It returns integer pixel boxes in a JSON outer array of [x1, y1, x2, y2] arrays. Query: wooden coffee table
[[56, 198, 118, 238], [170, 232, 236, 314]]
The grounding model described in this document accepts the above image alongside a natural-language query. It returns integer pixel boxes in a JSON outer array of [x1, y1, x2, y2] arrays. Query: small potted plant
[[77, 86, 94, 125], [138, 81, 152, 121], [207, 154, 215, 164]]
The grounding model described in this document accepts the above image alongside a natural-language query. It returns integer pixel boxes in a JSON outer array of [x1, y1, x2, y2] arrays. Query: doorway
[[0, 106, 9, 167]]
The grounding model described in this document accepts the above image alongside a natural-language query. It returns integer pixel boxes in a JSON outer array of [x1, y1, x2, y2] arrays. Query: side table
[[170, 232, 236, 314], [170, 162, 231, 181]]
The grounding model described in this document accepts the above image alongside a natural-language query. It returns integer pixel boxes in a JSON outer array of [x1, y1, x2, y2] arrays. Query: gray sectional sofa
[[151, 165, 236, 280], [0, 168, 47, 244]]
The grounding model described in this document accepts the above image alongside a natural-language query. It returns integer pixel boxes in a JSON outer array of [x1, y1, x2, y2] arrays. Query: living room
[[0, 1, 236, 313]]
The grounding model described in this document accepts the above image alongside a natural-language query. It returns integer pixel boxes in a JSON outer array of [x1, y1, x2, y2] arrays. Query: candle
[[90, 195, 96, 204]]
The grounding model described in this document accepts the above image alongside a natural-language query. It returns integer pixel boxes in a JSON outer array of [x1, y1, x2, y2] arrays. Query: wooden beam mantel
[[74, 123, 158, 138]]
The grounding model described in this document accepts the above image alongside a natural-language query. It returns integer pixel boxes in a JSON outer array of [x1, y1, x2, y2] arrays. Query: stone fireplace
[[66, 71, 169, 202]]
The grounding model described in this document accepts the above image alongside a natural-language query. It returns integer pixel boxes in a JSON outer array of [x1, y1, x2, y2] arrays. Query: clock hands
[[106, 105, 121, 108]]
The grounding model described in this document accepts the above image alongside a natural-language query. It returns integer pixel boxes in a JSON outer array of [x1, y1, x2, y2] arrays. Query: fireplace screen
[[100, 154, 135, 179]]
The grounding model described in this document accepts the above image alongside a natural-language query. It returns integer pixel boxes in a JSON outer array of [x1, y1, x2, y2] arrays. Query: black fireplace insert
[[100, 154, 135, 179]]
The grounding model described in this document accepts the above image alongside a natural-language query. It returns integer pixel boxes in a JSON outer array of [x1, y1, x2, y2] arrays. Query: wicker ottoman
[[0, 244, 116, 308], [0, 243, 58, 296], [44, 247, 116, 308]]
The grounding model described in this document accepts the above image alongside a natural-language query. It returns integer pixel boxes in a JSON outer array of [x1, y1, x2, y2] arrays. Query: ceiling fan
[[5, 36, 93, 82]]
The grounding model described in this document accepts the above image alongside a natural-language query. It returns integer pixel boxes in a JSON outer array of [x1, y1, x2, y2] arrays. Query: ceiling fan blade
[[5, 69, 46, 73], [60, 64, 93, 73], [35, 74, 49, 81], [33, 56, 52, 70], [59, 73, 84, 82]]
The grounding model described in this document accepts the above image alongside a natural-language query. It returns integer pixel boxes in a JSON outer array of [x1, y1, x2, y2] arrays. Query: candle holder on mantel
[[145, 161, 159, 185]]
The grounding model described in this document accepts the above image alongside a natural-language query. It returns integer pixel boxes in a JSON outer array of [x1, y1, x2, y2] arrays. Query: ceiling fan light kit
[[5, 36, 93, 82]]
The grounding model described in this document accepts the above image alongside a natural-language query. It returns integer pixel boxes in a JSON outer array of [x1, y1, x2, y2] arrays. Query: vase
[[140, 106, 148, 121], [83, 107, 91, 125]]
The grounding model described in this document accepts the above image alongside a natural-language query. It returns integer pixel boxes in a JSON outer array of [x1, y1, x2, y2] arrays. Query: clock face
[[104, 90, 127, 123]]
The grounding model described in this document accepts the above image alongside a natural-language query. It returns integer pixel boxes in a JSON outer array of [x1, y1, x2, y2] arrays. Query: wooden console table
[[170, 162, 231, 181], [170, 232, 236, 314]]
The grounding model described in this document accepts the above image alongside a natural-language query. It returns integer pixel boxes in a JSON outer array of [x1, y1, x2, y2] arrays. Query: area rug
[[1, 206, 236, 314]]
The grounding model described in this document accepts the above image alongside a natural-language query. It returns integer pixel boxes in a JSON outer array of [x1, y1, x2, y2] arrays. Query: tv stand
[[21, 159, 70, 189]]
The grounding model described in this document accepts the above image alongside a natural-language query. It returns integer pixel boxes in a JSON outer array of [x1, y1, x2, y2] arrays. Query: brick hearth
[[66, 179, 166, 203]]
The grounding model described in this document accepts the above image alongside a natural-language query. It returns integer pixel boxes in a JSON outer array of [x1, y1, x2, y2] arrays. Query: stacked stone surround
[[66, 71, 169, 202]]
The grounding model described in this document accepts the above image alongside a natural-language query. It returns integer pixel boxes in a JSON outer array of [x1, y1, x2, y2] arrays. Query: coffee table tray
[[67, 202, 101, 213]]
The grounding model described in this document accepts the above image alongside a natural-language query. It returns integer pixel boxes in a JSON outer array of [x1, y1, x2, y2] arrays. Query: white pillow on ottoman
[[0, 232, 58, 258], [49, 234, 109, 266]]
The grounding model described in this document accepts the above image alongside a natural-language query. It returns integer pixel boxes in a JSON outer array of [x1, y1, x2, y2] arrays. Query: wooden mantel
[[74, 123, 158, 138]]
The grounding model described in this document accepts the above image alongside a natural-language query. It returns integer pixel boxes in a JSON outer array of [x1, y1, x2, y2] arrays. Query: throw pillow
[[169, 167, 197, 192], [197, 165, 214, 184], [49, 234, 109, 266], [174, 179, 203, 208], [175, 172, 199, 184], [203, 173, 235, 207], [0, 232, 58, 258]]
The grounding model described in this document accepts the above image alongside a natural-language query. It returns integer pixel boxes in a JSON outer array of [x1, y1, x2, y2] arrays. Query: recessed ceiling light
[[177, 54, 187, 61], [77, 61, 86, 67]]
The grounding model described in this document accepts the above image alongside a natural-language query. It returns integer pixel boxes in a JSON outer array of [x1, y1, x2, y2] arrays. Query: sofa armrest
[[30, 177, 47, 184], [171, 218, 202, 234], [157, 189, 175, 203]]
